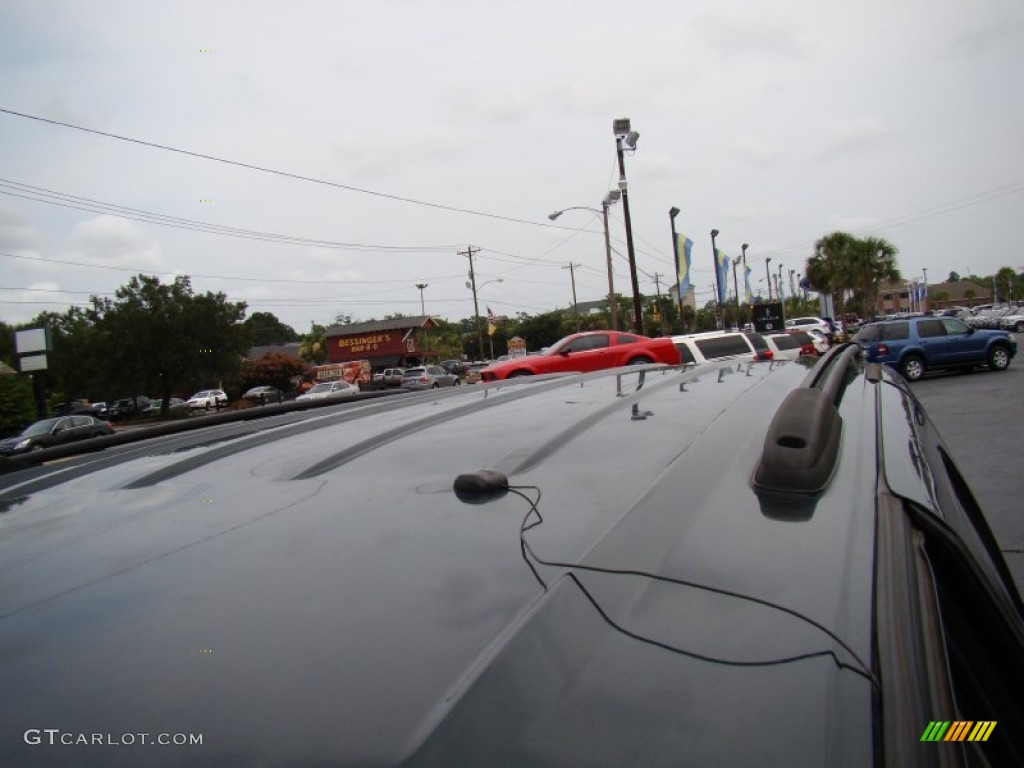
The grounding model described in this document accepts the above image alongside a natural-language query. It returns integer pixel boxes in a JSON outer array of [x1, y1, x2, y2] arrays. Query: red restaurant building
[[324, 316, 437, 370]]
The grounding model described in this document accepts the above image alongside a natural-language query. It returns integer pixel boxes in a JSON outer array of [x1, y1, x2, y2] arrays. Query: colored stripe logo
[[920, 721, 996, 742]]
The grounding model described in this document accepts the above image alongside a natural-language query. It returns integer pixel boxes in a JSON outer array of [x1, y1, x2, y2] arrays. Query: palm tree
[[848, 236, 900, 318], [995, 266, 1018, 302], [299, 324, 327, 365], [806, 232, 856, 317]]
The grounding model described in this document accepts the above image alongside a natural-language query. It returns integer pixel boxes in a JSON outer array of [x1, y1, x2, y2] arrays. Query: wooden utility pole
[[562, 262, 581, 332], [459, 246, 483, 359]]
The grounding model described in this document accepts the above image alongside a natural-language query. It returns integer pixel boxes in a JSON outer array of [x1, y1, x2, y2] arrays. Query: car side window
[[675, 343, 696, 364], [616, 334, 640, 344], [744, 333, 770, 352], [882, 322, 909, 341], [941, 319, 969, 335], [916, 319, 946, 338], [695, 335, 749, 358], [857, 325, 880, 342], [769, 335, 801, 350], [564, 335, 609, 352]]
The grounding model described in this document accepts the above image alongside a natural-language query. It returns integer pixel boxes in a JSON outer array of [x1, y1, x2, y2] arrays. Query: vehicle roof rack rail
[[753, 344, 861, 498]]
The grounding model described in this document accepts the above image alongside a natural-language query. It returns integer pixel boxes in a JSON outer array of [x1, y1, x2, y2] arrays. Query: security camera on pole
[[613, 118, 643, 334]]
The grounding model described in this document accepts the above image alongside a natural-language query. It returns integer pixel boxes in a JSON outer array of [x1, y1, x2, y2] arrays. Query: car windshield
[[192, 391, 211, 398], [307, 383, 335, 393], [23, 419, 60, 436]]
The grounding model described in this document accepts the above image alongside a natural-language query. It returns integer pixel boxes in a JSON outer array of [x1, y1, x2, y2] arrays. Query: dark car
[[439, 359, 468, 376], [854, 316, 1016, 380], [1, 346, 1022, 766], [107, 395, 152, 421], [50, 400, 94, 417], [0, 414, 114, 455], [242, 385, 284, 404], [480, 330, 680, 381]]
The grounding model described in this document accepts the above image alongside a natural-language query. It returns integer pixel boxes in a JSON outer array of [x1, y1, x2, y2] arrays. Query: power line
[[0, 107, 584, 231], [0, 250, 465, 285], [0, 178, 458, 253], [754, 180, 1024, 261]]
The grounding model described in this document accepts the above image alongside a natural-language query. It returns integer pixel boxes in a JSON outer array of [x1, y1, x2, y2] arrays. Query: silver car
[[401, 365, 460, 390], [296, 380, 359, 401]]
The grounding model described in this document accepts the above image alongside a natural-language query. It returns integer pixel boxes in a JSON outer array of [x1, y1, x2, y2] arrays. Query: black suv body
[[854, 316, 1016, 380], [1, 346, 1021, 766]]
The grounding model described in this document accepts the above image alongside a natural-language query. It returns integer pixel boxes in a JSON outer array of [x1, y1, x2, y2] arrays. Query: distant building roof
[[324, 316, 435, 336], [247, 343, 302, 360]]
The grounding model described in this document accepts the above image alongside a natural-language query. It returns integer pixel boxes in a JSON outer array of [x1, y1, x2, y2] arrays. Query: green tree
[[22, 307, 107, 402], [847, 236, 901, 318], [995, 266, 1017, 302], [0, 320, 16, 367], [0, 374, 35, 436], [947, 271, 960, 282], [243, 312, 299, 346], [805, 231, 857, 317], [100, 275, 248, 417], [239, 353, 308, 393], [511, 310, 570, 352], [299, 324, 328, 364]]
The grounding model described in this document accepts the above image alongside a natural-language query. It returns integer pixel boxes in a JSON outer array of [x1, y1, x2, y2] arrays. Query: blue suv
[[854, 316, 1016, 380]]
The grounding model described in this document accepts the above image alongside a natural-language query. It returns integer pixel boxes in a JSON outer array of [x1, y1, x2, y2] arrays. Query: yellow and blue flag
[[716, 250, 730, 304], [676, 234, 693, 301]]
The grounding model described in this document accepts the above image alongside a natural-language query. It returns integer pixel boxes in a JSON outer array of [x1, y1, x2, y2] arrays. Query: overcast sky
[[1, 0, 1022, 333]]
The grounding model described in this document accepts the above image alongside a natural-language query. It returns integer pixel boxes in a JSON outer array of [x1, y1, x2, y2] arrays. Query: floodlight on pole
[[414, 283, 428, 316], [669, 207, 682, 323], [710, 229, 722, 328], [614, 117, 643, 334]]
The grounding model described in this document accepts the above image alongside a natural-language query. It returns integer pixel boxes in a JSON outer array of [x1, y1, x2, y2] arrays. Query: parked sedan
[[401, 365, 461, 390], [998, 306, 1024, 333], [295, 380, 359, 401], [243, 385, 284, 403], [479, 331, 679, 382], [141, 398, 188, 417], [763, 331, 819, 361], [0, 415, 114, 455]]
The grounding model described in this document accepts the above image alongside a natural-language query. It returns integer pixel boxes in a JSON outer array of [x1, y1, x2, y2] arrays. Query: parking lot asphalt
[[909, 339, 1024, 596]]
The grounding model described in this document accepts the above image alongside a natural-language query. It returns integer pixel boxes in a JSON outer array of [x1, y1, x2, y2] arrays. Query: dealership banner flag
[[677, 234, 693, 299], [716, 250, 730, 304], [744, 264, 753, 303]]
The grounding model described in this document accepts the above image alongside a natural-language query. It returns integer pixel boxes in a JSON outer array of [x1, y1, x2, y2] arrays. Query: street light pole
[[732, 252, 741, 328], [602, 191, 620, 329], [414, 282, 429, 360], [766, 256, 773, 301], [669, 207, 682, 327], [740, 243, 748, 326], [548, 195, 620, 330], [613, 118, 643, 334], [415, 282, 428, 315], [710, 228, 722, 328]]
